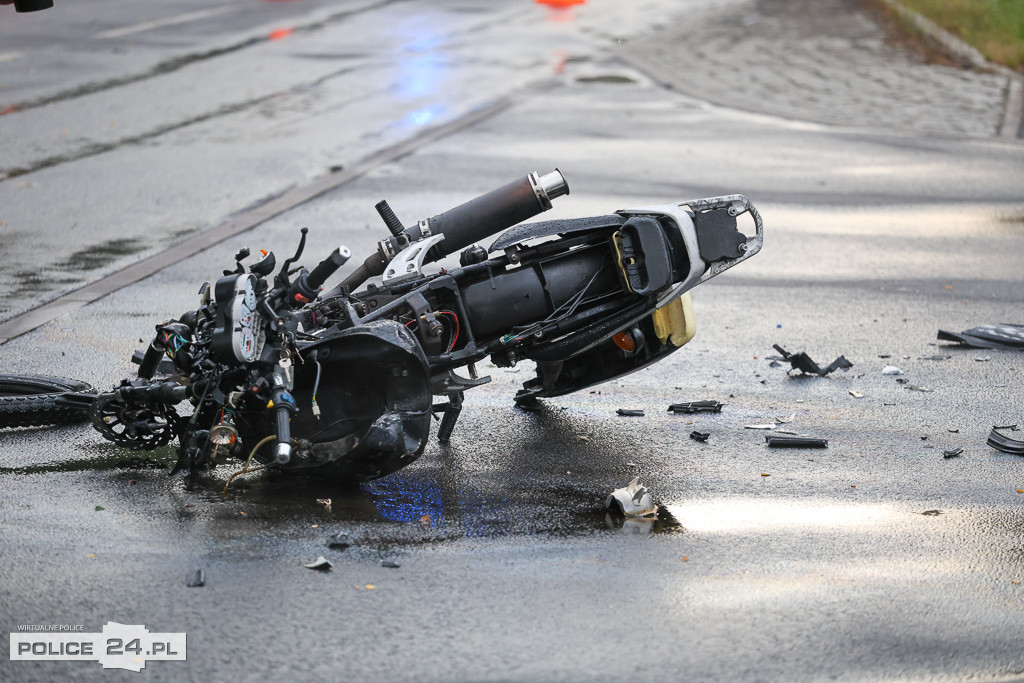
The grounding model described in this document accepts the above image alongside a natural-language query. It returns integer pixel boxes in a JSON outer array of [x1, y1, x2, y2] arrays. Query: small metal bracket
[[381, 233, 446, 286], [430, 369, 491, 395]]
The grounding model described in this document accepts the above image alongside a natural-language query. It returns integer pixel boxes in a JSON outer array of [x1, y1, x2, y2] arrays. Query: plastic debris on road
[[606, 477, 657, 517], [938, 323, 1024, 350], [305, 556, 333, 571], [771, 344, 853, 376], [765, 435, 828, 448], [186, 569, 205, 588], [668, 400, 724, 414], [616, 408, 645, 417], [882, 366, 903, 375], [943, 447, 964, 458], [987, 427, 1024, 455], [327, 532, 352, 550], [689, 430, 710, 443]]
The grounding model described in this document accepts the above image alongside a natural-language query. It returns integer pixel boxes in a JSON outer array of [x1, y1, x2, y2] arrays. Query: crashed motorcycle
[[61, 170, 762, 482]]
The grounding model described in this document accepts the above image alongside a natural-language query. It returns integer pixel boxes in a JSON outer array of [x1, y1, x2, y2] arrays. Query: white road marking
[[95, 6, 236, 40], [0, 52, 22, 63]]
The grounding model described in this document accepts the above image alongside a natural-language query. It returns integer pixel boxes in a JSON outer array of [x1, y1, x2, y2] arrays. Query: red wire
[[439, 311, 459, 352], [403, 311, 459, 352]]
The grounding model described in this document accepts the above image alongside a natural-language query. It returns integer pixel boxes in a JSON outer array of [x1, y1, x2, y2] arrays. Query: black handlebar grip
[[137, 340, 164, 380], [271, 389, 296, 464], [416, 170, 569, 263], [306, 246, 352, 292]]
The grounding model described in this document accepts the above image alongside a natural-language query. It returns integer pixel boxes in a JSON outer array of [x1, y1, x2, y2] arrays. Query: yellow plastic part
[[652, 292, 696, 347]]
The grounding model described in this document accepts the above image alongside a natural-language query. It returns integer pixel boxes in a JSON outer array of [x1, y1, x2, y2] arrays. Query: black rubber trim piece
[[765, 435, 828, 448], [987, 427, 1024, 455]]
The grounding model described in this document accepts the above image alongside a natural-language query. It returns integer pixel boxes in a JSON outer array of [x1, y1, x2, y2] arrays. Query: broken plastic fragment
[[987, 427, 1024, 455], [938, 324, 1024, 350], [327, 532, 352, 550], [381, 559, 400, 569], [943, 447, 964, 458], [606, 477, 657, 517], [689, 430, 710, 443], [849, 391, 864, 398], [772, 344, 852, 376], [745, 423, 776, 430], [616, 408, 645, 417], [186, 569, 205, 588], [765, 435, 828, 448], [668, 400, 724, 414], [881, 366, 903, 375], [305, 556, 333, 571]]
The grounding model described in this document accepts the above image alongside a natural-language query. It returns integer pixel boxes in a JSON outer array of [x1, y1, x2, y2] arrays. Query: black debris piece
[[186, 569, 205, 588], [938, 323, 1024, 350], [772, 344, 852, 377], [987, 427, 1024, 455], [381, 559, 401, 569], [765, 435, 828, 448], [943, 447, 964, 459], [668, 400, 724, 414], [918, 355, 952, 361], [616, 408, 645, 417], [689, 431, 710, 443], [921, 510, 942, 516]]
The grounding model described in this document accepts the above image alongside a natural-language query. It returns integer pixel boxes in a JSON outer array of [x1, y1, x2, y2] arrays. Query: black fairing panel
[[269, 321, 432, 481]]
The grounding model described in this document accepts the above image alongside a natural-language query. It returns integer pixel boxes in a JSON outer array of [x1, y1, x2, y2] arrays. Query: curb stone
[[616, 0, 1019, 140], [880, 0, 1024, 138]]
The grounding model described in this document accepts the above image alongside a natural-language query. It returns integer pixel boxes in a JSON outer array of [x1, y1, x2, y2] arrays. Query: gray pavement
[[2, 1, 1024, 681], [621, 0, 1018, 138]]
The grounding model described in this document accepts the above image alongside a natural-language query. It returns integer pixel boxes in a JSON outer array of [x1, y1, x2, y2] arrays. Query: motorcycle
[[5, 169, 763, 483]]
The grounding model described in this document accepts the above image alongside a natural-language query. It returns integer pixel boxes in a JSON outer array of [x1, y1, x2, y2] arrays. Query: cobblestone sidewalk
[[619, 0, 1017, 138]]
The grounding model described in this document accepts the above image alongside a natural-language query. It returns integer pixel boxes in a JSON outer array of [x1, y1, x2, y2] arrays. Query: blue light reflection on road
[[404, 104, 446, 127], [363, 473, 511, 537]]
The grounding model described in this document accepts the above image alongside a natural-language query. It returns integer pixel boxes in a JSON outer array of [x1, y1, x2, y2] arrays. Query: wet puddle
[[0, 442, 680, 543]]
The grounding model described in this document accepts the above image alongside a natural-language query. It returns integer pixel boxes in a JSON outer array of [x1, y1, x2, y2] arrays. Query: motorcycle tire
[[0, 374, 94, 429]]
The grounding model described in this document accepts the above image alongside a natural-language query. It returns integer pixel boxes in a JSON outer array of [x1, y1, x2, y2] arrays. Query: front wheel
[[0, 374, 94, 429]]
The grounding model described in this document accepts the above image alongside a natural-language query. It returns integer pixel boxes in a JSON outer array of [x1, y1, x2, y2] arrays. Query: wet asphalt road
[[3, 0, 1024, 681]]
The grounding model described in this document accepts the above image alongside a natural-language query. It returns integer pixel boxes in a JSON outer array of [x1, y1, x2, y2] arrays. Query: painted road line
[[95, 6, 237, 40]]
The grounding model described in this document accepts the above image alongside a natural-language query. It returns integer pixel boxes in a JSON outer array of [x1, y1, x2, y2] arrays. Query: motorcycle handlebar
[[306, 246, 352, 292], [328, 170, 569, 295], [270, 387, 296, 464]]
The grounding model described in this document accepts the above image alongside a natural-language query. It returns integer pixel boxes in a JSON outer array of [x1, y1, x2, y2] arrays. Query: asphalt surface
[[2, 1, 1024, 681]]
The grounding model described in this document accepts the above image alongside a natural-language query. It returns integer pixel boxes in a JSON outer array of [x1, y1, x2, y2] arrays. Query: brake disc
[[91, 393, 179, 451]]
